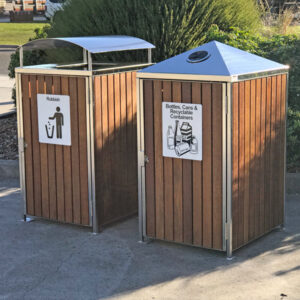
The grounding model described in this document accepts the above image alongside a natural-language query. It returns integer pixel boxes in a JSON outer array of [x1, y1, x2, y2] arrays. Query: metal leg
[[226, 239, 234, 260]]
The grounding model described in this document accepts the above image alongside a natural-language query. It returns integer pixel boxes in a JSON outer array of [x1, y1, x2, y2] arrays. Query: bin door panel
[[21, 74, 90, 226], [144, 79, 224, 250]]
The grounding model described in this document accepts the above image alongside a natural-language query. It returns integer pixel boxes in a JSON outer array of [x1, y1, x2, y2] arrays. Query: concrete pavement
[[0, 179, 300, 300]]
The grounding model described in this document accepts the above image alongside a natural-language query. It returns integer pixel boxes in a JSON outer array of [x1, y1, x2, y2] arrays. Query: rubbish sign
[[162, 102, 202, 161], [37, 94, 71, 146]]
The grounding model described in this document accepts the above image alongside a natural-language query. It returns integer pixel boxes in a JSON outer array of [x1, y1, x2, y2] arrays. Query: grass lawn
[[0, 23, 48, 45]]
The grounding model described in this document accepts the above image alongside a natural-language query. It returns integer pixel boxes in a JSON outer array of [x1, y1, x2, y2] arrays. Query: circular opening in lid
[[186, 50, 210, 63]]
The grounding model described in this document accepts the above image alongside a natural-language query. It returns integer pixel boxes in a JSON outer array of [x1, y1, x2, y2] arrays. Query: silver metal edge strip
[[226, 82, 233, 258], [222, 83, 227, 251], [137, 78, 146, 241], [85, 76, 93, 227], [283, 74, 289, 228], [89, 75, 97, 233], [15, 68, 93, 77], [16, 73, 26, 217]]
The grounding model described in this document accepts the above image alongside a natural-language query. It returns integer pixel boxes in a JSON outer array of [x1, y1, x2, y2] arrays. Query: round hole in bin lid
[[187, 50, 211, 63]]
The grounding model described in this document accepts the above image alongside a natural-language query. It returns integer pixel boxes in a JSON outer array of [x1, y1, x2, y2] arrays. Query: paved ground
[[0, 179, 300, 300], [0, 49, 15, 117]]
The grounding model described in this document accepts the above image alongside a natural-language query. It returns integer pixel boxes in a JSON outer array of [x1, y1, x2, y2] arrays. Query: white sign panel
[[162, 102, 202, 161], [37, 94, 71, 146]]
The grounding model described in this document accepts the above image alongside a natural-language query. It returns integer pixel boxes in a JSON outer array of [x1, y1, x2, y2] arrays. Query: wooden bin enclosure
[[137, 41, 289, 257], [15, 36, 155, 232]]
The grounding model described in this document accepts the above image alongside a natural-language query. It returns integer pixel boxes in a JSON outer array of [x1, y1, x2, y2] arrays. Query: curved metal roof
[[140, 40, 288, 77], [19, 36, 155, 53]]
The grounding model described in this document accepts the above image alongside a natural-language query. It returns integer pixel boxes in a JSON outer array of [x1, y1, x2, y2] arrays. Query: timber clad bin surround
[[137, 41, 289, 257], [15, 36, 155, 232]]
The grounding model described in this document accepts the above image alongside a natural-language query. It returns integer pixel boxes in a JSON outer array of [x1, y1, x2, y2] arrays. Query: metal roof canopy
[[137, 40, 289, 82], [18, 36, 155, 71]]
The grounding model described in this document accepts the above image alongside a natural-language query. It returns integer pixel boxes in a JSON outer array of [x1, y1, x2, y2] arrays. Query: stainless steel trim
[[222, 83, 227, 251], [236, 69, 289, 82], [15, 68, 92, 76], [89, 75, 97, 233], [88, 52, 92, 71], [16, 73, 26, 217], [85, 77, 93, 227], [137, 78, 146, 241], [283, 74, 289, 228], [93, 63, 153, 73], [226, 82, 233, 258], [19, 46, 23, 67], [148, 49, 152, 64], [137, 72, 233, 82]]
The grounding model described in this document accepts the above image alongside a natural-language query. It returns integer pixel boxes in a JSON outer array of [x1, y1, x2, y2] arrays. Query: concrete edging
[[0, 159, 298, 194]]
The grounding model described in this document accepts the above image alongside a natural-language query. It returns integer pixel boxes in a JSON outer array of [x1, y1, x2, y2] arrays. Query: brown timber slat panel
[[37, 75, 50, 219], [45, 76, 57, 221], [162, 81, 174, 241], [22, 75, 34, 216], [69, 77, 81, 224], [192, 82, 202, 246], [232, 75, 286, 250], [153, 80, 164, 240], [212, 83, 223, 250], [29, 75, 42, 217], [202, 83, 213, 248], [232, 83, 239, 250], [53, 76, 65, 223], [93, 72, 138, 228], [255, 79, 261, 237], [172, 82, 183, 243], [144, 80, 223, 249], [61, 76, 73, 224], [260, 78, 267, 235], [244, 80, 250, 242], [181, 82, 193, 245], [78, 77, 89, 225], [238, 81, 245, 247], [144, 80, 155, 237]]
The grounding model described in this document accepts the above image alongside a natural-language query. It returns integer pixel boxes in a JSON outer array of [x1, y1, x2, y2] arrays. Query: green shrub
[[206, 25, 300, 171]]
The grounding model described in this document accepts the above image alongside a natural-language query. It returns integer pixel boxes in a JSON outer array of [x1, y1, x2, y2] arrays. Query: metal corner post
[[137, 78, 146, 242], [222, 83, 227, 251], [283, 73, 289, 228], [19, 46, 23, 67], [148, 49, 152, 64], [226, 82, 233, 259], [16, 73, 26, 218]]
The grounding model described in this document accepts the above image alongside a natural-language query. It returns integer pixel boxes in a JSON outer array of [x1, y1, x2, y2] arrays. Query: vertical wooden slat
[[144, 80, 155, 237], [279, 74, 287, 224], [181, 82, 193, 245], [29, 75, 42, 217], [265, 76, 272, 232], [275, 75, 282, 226], [162, 81, 174, 241], [244, 80, 251, 243], [172, 82, 183, 243], [192, 82, 202, 246], [232, 83, 239, 250], [270, 76, 277, 229], [22, 75, 34, 216], [249, 79, 256, 240], [78, 77, 89, 225], [37, 75, 49, 219], [69, 77, 81, 224], [202, 83, 213, 248], [61, 77, 73, 223], [255, 79, 261, 237], [153, 80, 164, 240], [212, 83, 223, 250], [53, 76, 65, 222], [45, 76, 57, 221], [260, 77, 267, 235], [237, 82, 245, 247]]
